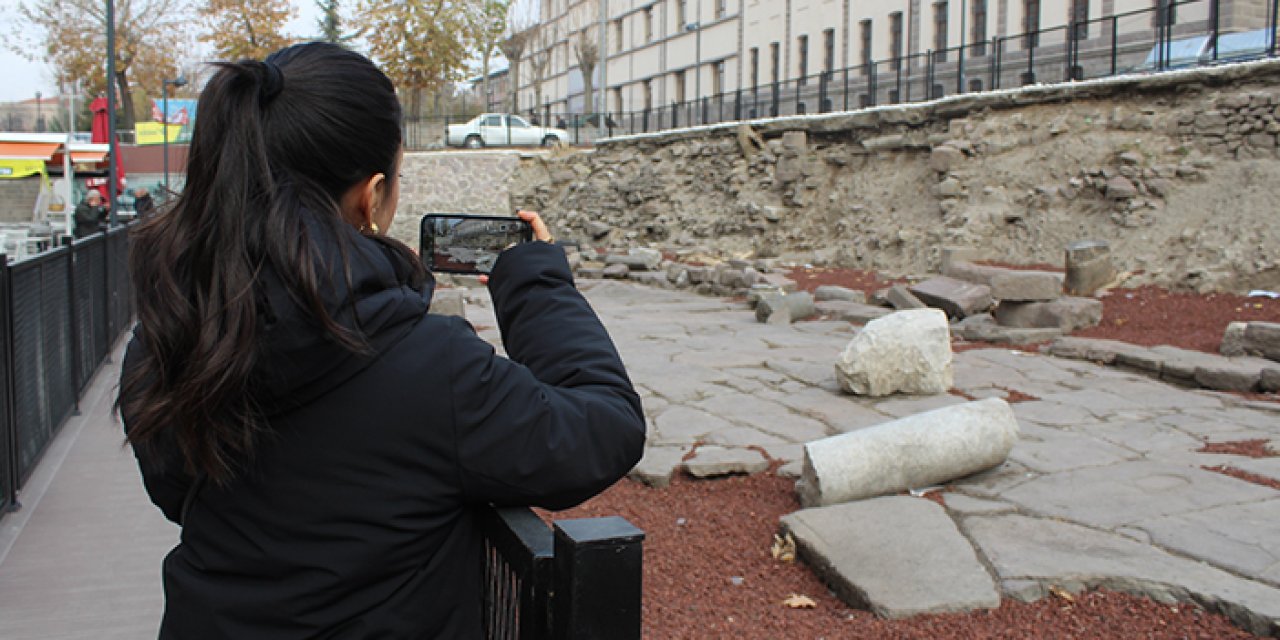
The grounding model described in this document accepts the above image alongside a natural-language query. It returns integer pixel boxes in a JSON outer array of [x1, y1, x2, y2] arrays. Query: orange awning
[[0, 141, 61, 161], [69, 151, 108, 164]]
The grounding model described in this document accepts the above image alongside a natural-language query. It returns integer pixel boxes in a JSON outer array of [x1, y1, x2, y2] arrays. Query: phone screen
[[419, 214, 533, 274]]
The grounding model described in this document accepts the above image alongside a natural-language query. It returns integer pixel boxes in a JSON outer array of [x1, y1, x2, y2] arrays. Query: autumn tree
[[10, 0, 193, 132], [357, 0, 474, 118], [199, 0, 297, 60], [467, 0, 509, 111]]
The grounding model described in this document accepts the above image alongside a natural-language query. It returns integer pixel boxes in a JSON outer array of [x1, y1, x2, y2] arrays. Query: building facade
[[511, 0, 1270, 119]]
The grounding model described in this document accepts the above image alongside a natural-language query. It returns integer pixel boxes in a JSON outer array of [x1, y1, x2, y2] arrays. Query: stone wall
[[391, 60, 1280, 292], [386, 150, 528, 249]]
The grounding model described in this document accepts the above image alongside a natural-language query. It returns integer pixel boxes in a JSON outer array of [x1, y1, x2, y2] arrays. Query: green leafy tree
[[199, 0, 297, 60], [316, 0, 359, 43], [10, 0, 193, 132]]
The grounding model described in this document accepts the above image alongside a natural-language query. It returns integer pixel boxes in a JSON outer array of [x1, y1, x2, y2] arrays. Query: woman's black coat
[[122, 230, 646, 638]]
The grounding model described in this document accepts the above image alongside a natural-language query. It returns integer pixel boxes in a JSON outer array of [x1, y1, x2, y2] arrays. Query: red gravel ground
[[549, 472, 1261, 639], [571, 266, 1277, 637]]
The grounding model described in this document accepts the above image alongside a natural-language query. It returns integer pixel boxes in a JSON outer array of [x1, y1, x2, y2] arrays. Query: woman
[[118, 42, 645, 638]]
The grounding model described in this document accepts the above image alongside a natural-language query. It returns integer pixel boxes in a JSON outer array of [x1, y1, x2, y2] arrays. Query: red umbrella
[[88, 96, 127, 201]]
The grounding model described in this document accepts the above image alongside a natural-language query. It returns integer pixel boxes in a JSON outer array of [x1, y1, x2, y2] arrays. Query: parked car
[[1132, 28, 1273, 72], [445, 113, 571, 148]]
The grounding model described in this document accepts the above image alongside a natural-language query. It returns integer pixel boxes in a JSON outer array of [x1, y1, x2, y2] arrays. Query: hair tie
[[260, 61, 285, 105]]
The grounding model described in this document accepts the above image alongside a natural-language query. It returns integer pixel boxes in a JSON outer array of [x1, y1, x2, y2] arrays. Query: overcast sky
[[0, 1, 322, 103]]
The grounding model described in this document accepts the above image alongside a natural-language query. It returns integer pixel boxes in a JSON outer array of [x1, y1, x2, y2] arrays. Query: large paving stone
[[909, 276, 994, 318], [1243, 321, 1280, 360], [814, 285, 867, 303], [684, 446, 769, 477], [989, 271, 1063, 302], [691, 394, 831, 443], [762, 389, 892, 433], [816, 300, 893, 324], [995, 297, 1102, 331], [886, 284, 928, 310], [944, 260, 1008, 286], [955, 315, 1064, 345], [1193, 356, 1273, 391], [428, 288, 466, 317], [963, 514, 1280, 636], [1135, 498, 1280, 585], [629, 445, 691, 487], [1063, 239, 1116, 297], [1008, 423, 1139, 473], [1000, 461, 1277, 528], [781, 497, 1000, 618], [651, 405, 736, 444]]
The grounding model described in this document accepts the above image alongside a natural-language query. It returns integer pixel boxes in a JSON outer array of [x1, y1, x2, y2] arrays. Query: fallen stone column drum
[[798, 398, 1019, 507]]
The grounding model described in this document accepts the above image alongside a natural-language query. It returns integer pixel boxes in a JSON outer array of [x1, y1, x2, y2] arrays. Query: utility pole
[[106, 0, 119, 226]]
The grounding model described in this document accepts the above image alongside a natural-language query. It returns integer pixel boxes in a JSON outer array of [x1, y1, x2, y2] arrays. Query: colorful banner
[[0, 159, 47, 179], [135, 122, 185, 146], [150, 98, 198, 126]]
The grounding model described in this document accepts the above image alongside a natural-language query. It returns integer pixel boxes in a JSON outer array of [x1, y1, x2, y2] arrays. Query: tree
[[11, 0, 193, 132], [199, 0, 297, 60], [498, 14, 534, 113], [356, 0, 474, 118], [574, 28, 598, 116], [316, 0, 360, 43], [527, 24, 556, 118], [468, 0, 509, 112]]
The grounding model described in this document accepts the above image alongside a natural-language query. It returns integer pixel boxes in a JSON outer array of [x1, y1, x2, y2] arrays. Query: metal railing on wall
[[410, 0, 1277, 149], [0, 226, 133, 514], [481, 506, 644, 640]]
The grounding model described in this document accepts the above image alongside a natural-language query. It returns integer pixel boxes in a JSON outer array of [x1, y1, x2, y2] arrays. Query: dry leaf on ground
[[770, 533, 796, 563], [782, 594, 817, 609], [1049, 585, 1076, 603]]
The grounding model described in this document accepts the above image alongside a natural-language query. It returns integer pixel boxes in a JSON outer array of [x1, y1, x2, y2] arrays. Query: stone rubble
[[833, 309, 954, 397]]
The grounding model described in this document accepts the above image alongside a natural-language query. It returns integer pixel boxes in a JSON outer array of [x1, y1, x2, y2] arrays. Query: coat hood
[[253, 217, 433, 413]]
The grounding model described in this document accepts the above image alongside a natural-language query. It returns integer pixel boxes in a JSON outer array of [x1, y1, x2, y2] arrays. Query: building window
[[750, 47, 759, 88], [1023, 0, 1040, 48], [972, 0, 987, 55], [645, 7, 654, 41], [798, 35, 809, 84], [717, 0, 727, 19], [644, 79, 653, 109], [675, 69, 687, 103], [1071, 0, 1088, 39], [889, 12, 904, 70], [859, 20, 872, 69], [678, 0, 688, 27], [823, 28, 835, 75], [770, 41, 780, 83], [612, 87, 623, 115], [714, 61, 725, 95], [934, 2, 948, 62], [614, 19, 624, 52]]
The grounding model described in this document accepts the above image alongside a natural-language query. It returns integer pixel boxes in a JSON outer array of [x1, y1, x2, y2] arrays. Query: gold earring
[[369, 221, 380, 234]]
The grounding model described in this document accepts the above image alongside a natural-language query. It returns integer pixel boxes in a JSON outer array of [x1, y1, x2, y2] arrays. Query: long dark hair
[[121, 42, 418, 483]]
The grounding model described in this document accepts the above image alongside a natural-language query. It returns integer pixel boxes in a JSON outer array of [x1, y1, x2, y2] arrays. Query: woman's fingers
[[517, 210, 553, 243]]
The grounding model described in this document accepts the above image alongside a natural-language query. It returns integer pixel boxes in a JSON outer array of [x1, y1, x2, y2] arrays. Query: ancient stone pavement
[[468, 278, 1280, 636]]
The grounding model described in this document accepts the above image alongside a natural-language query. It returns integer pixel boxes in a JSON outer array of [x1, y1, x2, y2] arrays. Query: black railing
[[411, 0, 1277, 148], [1, 226, 133, 513], [481, 506, 644, 640]]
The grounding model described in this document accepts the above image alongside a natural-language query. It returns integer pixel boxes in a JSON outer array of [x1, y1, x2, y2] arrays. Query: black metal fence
[[410, 0, 1277, 147], [0, 226, 133, 514], [481, 506, 644, 640]]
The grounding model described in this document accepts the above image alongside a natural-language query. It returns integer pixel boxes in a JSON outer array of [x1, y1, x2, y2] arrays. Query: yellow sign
[[135, 122, 184, 145], [0, 158, 47, 179]]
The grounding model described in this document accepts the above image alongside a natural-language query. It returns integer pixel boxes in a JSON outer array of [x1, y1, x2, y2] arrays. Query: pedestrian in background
[[73, 190, 106, 239], [133, 187, 155, 219]]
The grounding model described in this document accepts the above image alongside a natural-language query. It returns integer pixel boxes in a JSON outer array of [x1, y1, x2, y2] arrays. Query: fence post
[[1271, 0, 1279, 56], [1210, 0, 1220, 61], [65, 240, 81, 411], [869, 64, 878, 106], [552, 517, 644, 640], [991, 37, 1000, 89], [1, 253, 17, 513], [1110, 17, 1118, 75]]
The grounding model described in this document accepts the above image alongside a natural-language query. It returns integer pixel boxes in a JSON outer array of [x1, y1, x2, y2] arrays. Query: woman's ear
[[359, 173, 387, 229]]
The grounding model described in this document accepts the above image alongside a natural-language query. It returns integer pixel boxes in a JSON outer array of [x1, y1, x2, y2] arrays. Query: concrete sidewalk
[[0, 338, 174, 640]]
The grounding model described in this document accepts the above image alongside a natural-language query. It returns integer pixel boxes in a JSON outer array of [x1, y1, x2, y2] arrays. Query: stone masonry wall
[[390, 60, 1280, 292]]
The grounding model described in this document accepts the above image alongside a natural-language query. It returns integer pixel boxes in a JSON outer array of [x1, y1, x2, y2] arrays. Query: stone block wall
[[386, 150, 526, 249]]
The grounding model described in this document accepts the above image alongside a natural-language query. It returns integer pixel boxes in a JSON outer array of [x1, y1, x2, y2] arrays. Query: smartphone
[[419, 214, 533, 274]]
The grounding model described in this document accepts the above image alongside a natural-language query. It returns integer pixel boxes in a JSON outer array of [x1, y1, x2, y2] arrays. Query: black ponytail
[[121, 43, 417, 483]]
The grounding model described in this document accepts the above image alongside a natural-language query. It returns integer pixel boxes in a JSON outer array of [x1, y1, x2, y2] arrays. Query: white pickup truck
[[445, 113, 571, 148]]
